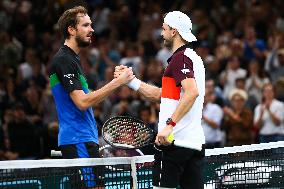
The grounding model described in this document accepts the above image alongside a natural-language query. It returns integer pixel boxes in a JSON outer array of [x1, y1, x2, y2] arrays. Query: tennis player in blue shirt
[[49, 6, 133, 188]]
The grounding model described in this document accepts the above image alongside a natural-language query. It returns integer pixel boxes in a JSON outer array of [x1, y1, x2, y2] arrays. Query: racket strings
[[103, 117, 154, 148]]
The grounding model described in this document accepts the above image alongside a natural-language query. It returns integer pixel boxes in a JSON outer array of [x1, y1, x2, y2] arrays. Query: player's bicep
[[181, 78, 199, 96]]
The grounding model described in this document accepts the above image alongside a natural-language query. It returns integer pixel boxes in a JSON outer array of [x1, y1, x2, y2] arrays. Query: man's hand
[[114, 65, 128, 78], [115, 66, 134, 85], [155, 125, 173, 146]]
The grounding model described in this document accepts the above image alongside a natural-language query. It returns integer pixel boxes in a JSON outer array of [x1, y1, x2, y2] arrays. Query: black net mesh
[[1, 142, 284, 189]]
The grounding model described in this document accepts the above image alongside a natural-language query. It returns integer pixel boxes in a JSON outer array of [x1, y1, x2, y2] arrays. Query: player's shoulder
[[170, 48, 192, 65], [184, 48, 203, 63], [51, 48, 74, 67]]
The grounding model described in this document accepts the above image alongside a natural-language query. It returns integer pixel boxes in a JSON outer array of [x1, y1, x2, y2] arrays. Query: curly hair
[[57, 6, 88, 39]]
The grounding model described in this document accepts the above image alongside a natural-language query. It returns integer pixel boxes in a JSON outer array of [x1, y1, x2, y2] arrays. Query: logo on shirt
[[64, 74, 75, 79], [181, 63, 190, 74], [69, 80, 73, 85]]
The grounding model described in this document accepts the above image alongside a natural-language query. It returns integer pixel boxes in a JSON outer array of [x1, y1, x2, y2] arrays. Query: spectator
[[270, 48, 284, 83], [119, 44, 144, 79], [6, 103, 39, 159], [245, 60, 270, 104], [21, 86, 42, 126], [254, 83, 284, 143], [94, 39, 121, 81], [155, 46, 172, 69], [243, 25, 266, 62], [38, 121, 59, 158], [18, 48, 36, 80], [38, 87, 57, 126], [111, 86, 134, 117], [264, 34, 283, 73], [143, 59, 163, 87], [220, 56, 247, 99], [202, 88, 223, 149], [22, 58, 47, 90], [222, 89, 253, 146], [205, 79, 224, 107], [138, 105, 157, 154]]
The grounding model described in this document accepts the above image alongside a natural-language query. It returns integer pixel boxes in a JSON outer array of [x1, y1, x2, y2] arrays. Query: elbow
[[191, 90, 199, 99], [76, 101, 89, 111], [185, 89, 199, 100]]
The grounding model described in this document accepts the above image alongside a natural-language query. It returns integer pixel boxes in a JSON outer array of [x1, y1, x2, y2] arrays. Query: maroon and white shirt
[[158, 45, 205, 150]]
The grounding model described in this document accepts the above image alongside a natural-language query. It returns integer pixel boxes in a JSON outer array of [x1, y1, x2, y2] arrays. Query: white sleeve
[[254, 105, 261, 124], [212, 105, 224, 127], [273, 102, 284, 121]]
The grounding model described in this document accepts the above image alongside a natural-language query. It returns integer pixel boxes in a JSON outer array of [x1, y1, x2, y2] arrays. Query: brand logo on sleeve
[[181, 64, 190, 74]]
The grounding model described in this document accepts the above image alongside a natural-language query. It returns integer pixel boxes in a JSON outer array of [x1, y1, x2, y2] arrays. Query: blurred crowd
[[0, 0, 284, 160]]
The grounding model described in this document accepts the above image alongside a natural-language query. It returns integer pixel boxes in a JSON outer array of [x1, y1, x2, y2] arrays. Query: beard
[[75, 35, 91, 47], [163, 38, 173, 48]]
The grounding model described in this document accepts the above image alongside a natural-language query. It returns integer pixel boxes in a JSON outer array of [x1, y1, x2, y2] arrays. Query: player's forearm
[[72, 79, 122, 110], [137, 82, 161, 102], [171, 91, 198, 123], [89, 79, 122, 104]]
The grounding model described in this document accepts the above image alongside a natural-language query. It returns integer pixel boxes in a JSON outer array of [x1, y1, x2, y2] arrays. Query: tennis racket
[[102, 116, 158, 150]]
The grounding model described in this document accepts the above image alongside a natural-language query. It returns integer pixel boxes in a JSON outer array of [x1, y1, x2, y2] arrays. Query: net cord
[[205, 141, 284, 156], [2, 141, 284, 169], [0, 155, 154, 169]]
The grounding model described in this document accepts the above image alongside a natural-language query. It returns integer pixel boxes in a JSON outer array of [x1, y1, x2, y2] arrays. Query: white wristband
[[127, 77, 141, 91]]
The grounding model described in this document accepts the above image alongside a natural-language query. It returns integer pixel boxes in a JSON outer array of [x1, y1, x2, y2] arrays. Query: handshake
[[114, 65, 142, 91]]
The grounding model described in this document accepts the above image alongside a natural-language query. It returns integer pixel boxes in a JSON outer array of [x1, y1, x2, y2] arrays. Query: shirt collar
[[167, 44, 191, 63], [63, 45, 80, 61]]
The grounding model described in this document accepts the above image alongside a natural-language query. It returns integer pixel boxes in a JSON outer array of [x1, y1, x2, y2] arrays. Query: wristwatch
[[166, 118, 176, 127]]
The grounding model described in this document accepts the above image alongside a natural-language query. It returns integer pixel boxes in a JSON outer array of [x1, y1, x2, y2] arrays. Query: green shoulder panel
[[79, 74, 88, 89], [49, 73, 60, 88], [49, 73, 88, 89]]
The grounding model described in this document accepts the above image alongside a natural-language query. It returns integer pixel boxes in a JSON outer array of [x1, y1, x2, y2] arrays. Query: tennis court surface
[[0, 141, 284, 189]]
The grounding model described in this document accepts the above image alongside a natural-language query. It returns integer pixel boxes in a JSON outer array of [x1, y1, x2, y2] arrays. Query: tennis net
[[0, 141, 283, 189]]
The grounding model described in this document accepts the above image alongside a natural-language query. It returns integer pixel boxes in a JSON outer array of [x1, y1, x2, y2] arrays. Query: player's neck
[[171, 39, 186, 53], [64, 39, 80, 55]]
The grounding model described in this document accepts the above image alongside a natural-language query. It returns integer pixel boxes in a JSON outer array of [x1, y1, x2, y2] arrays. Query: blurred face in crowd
[[235, 78, 245, 90], [139, 109, 151, 123], [245, 26, 256, 41], [14, 108, 25, 121], [26, 87, 39, 104], [231, 94, 246, 111], [104, 66, 114, 82], [161, 23, 174, 48], [248, 60, 259, 75], [229, 56, 240, 70], [205, 79, 215, 94], [73, 13, 94, 47], [118, 85, 131, 100], [204, 90, 214, 105], [262, 84, 274, 101]]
